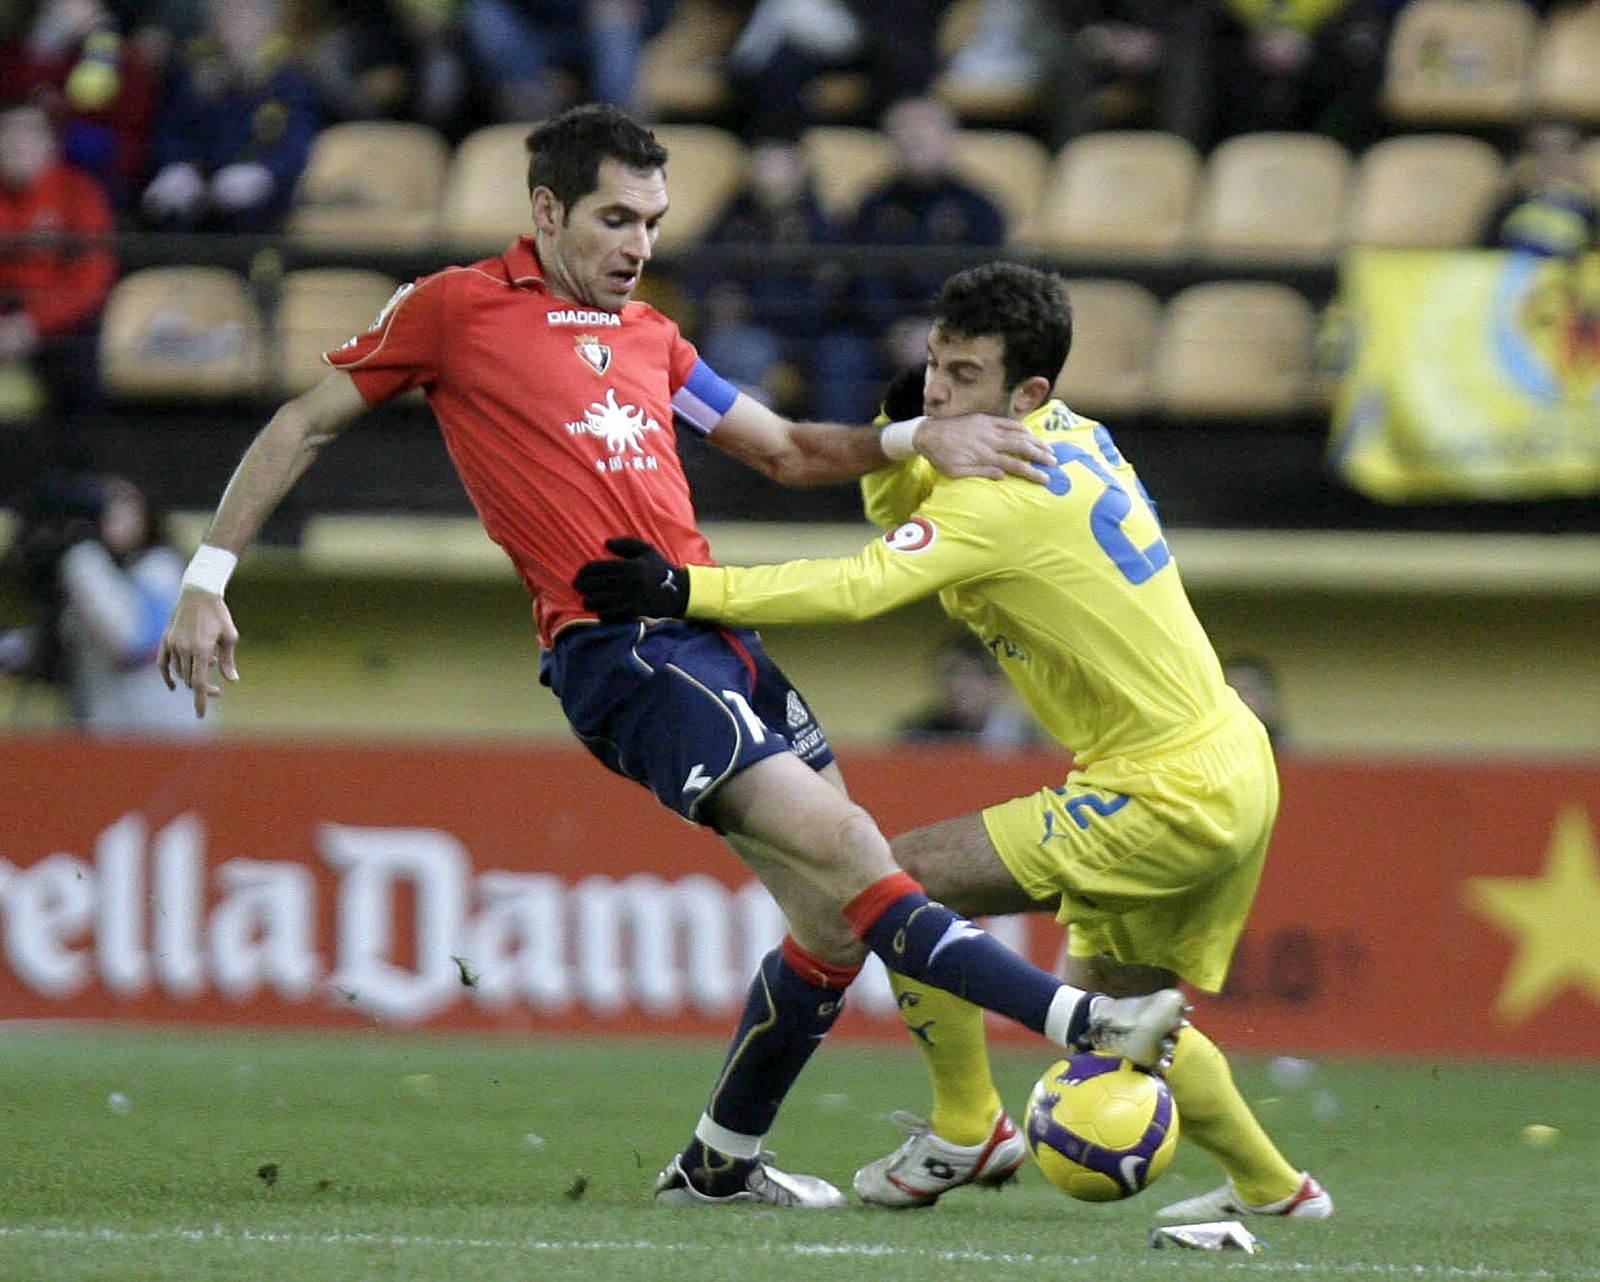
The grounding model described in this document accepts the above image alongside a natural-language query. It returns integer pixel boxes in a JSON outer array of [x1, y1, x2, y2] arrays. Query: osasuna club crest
[[574, 333, 611, 375]]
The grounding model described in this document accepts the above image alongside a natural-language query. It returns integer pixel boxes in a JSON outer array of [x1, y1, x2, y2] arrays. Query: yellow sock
[[1166, 1025, 1302, 1206], [889, 972, 1002, 1145]]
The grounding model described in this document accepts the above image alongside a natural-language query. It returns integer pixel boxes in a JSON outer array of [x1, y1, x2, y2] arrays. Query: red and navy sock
[[680, 938, 859, 1195], [844, 872, 1093, 1047]]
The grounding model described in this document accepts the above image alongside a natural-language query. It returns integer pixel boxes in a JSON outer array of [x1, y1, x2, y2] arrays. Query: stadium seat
[[648, 125, 749, 253], [1190, 132, 1352, 265], [800, 126, 896, 222], [288, 121, 449, 250], [1382, 0, 1536, 127], [637, 0, 741, 121], [1531, 2, 1600, 124], [1153, 282, 1316, 418], [950, 129, 1051, 240], [99, 267, 264, 400], [440, 122, 541, 253], [1023, 132, 1201, 261], [274, 269, 400, 396], [933, 0, 1042, 124], [1053, 278, 1161, 417], [1344, 134, 1504, 249]]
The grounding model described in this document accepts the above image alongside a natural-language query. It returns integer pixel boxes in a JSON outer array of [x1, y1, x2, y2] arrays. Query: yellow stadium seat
[[648, 125, 748, 253], [1531, 3, 1600, 124], [1154, 282, 1316, 418], [289, 122, 448, 250], [1053, 278, 1161, 417], [950, 129, 1051, 239], [274, 269, 400, 396], [1191, 132, 1352, 265], [99, 267, 264, 400], [800, 126, 896, 222], [1382, 0, 1535, 127], [1345, 134, 1504, 249], [1024, 132, 1201, 261], [440, 123, 541, 253], [638, 0, 740, 120]]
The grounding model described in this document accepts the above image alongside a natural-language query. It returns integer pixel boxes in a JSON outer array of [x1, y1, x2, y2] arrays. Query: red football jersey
[[325, 238, 718, 645]]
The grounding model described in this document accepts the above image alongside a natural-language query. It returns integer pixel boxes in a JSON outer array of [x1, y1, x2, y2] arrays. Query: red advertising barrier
[[1, 737, 1596, 1059]]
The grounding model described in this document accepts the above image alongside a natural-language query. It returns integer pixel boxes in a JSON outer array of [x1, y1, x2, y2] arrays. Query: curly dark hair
[[524, 104, 668, 216], [931, 262, 1073, 390]]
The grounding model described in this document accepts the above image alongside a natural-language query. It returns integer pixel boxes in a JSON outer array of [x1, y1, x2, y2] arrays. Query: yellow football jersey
[[686, 400, 1240, 766]]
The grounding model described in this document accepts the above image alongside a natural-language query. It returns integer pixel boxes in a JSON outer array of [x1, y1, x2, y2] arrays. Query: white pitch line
[[0, 1224, 1595, 1281]]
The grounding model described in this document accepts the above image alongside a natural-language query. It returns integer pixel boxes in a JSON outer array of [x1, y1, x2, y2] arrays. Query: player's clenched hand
[[574, 537, 690, 623], [917, 413, 1055, 483], [157, 588, 240, 718]]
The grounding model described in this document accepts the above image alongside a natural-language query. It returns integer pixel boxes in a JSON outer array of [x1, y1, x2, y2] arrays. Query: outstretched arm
[[576, 482, 1003, 626], [157, 371, 369, 717], [707, 392, 1053, 487]]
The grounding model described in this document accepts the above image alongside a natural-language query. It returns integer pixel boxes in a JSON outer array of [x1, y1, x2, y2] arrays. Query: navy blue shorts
[[541, 621, 835, 824]]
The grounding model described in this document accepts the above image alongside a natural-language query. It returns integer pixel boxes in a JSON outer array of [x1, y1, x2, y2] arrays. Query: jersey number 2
[[1043, 428, 1171, 585]]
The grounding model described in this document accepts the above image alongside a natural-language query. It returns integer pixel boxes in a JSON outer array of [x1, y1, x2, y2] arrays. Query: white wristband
[[181, 543, 238, 597], [879, 416, 924, 461]]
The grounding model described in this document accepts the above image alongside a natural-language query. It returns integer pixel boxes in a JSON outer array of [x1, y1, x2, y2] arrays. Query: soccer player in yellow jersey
[[575, 261, 1332, 1221]]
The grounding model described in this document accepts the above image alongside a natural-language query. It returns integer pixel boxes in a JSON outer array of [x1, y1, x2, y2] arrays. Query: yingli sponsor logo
[[0, 815, 918, 1025]]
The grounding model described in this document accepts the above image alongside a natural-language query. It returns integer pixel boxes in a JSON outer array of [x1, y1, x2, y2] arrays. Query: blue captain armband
[[672, 358, 740, 434]]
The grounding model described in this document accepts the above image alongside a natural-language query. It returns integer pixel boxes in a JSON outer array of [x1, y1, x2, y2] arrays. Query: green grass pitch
[[1, 1025, 1595, 1282]]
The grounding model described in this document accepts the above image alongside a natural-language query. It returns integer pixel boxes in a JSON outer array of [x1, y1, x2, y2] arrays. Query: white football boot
[[652, 1153, 846, 1208], [853, 1109, 1028, 1208], [1083, 988, 1190, 1069], [1156, 1171, 1334, 1221]]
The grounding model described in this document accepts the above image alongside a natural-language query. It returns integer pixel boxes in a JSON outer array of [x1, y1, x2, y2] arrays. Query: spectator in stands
[[1481, 120, 1600, 259], [460, 0, 674, 121], [833, 95, 1007, 420], [281, 0, 417, 123], [0, 99, 116, 419], [1027, 1, 1215, 147], [689, 137, 857, 418], [940, 0, 1046, 103], [722, 0, 946, 140], [139, 0, 321, 233], [389, 0, 482, 140], [1209, 0, 1392, 151], [1, 471, 205, 734], [0, 0, 164, 207], [898, 630, 1044, 750]]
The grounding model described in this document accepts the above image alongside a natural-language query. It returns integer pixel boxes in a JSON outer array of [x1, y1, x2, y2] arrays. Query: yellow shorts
[[982, 710, 1278, 993]]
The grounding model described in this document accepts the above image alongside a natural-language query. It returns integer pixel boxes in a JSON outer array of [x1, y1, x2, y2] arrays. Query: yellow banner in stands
[[1330, 250, 1600, 502]]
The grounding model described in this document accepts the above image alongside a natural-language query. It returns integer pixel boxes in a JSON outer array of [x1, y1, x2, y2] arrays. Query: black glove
[[573, 537, 690, 623], [879, 364, 926, 423]]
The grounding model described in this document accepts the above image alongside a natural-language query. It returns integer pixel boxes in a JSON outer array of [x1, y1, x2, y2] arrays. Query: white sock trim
[[1044, 986, 1093, 1047], [694, 1114, 762, 1161]]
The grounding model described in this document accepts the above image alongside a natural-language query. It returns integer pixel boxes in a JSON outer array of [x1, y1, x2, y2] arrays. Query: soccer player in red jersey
[[158, 104, 1187, 1207]]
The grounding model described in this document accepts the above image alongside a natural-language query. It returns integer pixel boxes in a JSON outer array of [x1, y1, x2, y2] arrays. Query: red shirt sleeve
[[666, 322, 699, 391], [323, 272, 446, 406]]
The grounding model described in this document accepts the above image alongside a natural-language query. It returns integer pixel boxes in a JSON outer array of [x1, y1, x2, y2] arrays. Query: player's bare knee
[[826, 803, 896, 896]]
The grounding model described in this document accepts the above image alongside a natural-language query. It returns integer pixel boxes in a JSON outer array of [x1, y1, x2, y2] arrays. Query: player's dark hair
[[932, 262, 1073, 390], [525, 104, 668, 216]]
